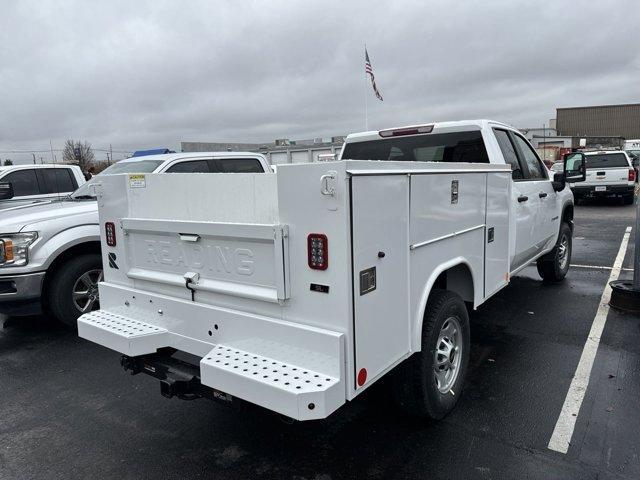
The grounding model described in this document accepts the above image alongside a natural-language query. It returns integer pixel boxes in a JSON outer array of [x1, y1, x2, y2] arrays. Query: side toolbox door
[[351, 174, 409, 389]]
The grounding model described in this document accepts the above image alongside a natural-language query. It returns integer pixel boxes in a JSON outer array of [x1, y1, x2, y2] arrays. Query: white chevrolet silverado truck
[[77, 120, 586, 421], [569, 150, 636, 204], [0, 152, 270, 324]]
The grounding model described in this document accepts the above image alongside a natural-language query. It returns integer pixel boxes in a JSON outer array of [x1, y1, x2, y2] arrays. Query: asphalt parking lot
[[1, 200, 638, 480]]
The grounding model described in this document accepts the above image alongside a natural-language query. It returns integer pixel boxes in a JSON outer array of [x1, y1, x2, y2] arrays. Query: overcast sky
[[1, 0, 638, 163]]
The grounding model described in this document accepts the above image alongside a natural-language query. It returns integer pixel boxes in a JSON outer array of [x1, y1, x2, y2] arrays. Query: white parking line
[[548, 226, 632, 454], [571, 264, 633, 272]]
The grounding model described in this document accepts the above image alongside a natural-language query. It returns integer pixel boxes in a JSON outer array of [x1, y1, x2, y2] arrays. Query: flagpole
[[364, 44, 368, 130]]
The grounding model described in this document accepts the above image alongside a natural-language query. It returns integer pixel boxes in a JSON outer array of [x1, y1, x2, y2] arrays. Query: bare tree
[[62, 140, 95, 171], [3, 159, 12, 166]]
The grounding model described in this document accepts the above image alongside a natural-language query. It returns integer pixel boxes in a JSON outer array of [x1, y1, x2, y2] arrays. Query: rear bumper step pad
[[78, 310, 169, 357], [200, 344, 342, 420]]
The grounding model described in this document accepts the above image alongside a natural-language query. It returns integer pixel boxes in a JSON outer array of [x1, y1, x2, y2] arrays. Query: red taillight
[[105, 222, 116, 247], [307, 233, 328, 270], [629, 169, 636, 182], [379, 125, 434, 138]]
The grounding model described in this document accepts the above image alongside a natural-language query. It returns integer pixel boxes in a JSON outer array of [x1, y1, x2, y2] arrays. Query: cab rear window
[[585, 153, 629, 169], [341, 131, 489, 163]]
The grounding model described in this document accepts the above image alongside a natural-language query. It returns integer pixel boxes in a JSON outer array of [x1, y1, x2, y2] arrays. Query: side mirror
[[564, 152, 587, 183], [0, 182, 14, 200], [552, 172, 565, 192]]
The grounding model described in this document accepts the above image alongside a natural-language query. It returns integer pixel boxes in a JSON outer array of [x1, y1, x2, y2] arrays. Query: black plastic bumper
[[571, 185, 634, 198]]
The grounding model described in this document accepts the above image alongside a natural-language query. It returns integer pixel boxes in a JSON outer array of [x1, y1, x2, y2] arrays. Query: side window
[[38, 168, 76, 193], [165, 160, 210, 173], [512, 134, 546, 180], [216, 158, 264, 173], [493, 129, 524, 180], [3, 169, 40, 196]]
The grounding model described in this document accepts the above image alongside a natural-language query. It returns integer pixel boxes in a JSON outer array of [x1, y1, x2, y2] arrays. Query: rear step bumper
[[571, 185, 635, 197], [78, 292, 345, 420]]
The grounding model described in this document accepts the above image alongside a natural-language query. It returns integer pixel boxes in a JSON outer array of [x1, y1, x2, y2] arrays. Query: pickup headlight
[[0, 232, 38, 267]]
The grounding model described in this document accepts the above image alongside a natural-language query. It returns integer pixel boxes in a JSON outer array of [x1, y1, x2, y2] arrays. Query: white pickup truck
[[0, 164, 86, 210], [77, 120, 586, 421], [570, 150, 636, 204], [0, 152, 270, 324]]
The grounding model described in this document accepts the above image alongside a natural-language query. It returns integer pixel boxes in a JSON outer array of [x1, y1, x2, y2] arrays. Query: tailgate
[[122, 218, 290, 303], [584, 167, 630, 187]]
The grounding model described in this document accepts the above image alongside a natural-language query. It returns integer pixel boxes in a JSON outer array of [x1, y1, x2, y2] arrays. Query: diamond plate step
[[200, 344, 344, 421], [78, 310, 169, 356]]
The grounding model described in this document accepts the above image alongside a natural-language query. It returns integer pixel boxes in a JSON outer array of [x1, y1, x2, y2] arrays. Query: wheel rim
[[557, 234, 569, 270], [72, 269, 103, 313], [434, 316, 463, 394]]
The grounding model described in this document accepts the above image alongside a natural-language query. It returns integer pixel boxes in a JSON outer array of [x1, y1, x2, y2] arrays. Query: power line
[[0, 148, 133, 154]]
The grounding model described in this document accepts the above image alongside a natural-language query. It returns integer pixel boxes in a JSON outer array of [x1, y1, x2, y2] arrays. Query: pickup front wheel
[[46, 254, 103, 327], [537, 222, 572, 282], [393, 289, 470, 420]]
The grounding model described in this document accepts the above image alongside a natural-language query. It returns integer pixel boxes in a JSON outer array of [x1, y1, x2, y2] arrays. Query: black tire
[[393, 289, 470, 420], [46, 254, 103, 327], [623, 195, 634, 205], [537, 222, 572, 282]]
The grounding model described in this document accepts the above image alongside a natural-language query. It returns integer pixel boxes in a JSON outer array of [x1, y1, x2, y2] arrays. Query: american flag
[[365, 47, 383, 101]]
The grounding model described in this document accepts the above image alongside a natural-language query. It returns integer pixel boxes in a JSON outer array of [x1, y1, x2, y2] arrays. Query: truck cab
[[341, 121, 577, 274], [0, 164, 86, 210]]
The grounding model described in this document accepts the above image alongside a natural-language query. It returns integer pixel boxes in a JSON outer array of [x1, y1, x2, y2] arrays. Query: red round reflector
[[357, 368, 367, 387]]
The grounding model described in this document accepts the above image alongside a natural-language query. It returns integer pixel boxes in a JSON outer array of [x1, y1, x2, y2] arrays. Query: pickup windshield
[[99, 159, 164, 175], [585, 153, 629, 169], [69, 159, 165, 199], [341, 131, 489, 163]]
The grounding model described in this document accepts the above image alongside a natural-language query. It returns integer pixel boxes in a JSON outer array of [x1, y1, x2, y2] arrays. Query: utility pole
[[109, 144, 113, 165], [543, 123, 546, 165], [49, 139, 55, 162], [31, 153, 36, 165]]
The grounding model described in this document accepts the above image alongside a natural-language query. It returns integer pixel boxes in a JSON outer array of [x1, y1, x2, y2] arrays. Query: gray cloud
[[0, 0, 638, 163]]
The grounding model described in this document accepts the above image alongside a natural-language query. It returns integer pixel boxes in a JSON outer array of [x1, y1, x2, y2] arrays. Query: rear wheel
[[393, 289, 470, 420], [623, 195, 634, 205], [46, 254, 103, 327], [537, 222, 572, 282]]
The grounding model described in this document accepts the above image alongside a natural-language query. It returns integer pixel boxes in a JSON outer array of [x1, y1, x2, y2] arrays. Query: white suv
[[570, 150, 636, 204]]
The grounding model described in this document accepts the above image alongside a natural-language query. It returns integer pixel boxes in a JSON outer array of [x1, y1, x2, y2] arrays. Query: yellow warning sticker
[[128, 174, 146, 188]]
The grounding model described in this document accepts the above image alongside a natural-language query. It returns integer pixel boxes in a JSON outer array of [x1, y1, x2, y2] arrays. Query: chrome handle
[[320, 171, 337, 196], [179, 233, 200, 242]]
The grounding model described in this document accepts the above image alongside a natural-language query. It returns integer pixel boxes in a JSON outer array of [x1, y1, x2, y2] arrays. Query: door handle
[[517, 195, 529, 202], [539, 192, 548, 198], [179, 233, 200, 242]]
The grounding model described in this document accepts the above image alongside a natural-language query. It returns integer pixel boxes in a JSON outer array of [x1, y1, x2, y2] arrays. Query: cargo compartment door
[[351, 175, 409, 389], [122, 218, 290, 304]]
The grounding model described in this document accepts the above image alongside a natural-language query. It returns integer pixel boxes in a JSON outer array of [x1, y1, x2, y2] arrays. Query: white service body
[[78, 120, 574, 420]]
